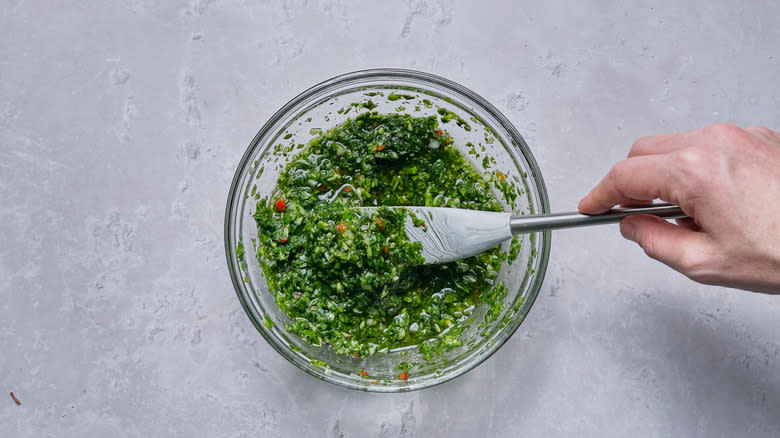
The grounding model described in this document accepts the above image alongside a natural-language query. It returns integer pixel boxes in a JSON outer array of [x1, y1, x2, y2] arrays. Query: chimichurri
[[253, 112, 509, 359]]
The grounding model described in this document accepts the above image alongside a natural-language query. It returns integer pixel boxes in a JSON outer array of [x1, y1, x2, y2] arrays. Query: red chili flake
[[497, 171, 506, 181], [279, 238, 288, 243], [373, 122, 379, 127], [370, 380, 378, 385], [353, 352, 361, 357], [317, 185, 326, 191], [359, 370, 368, 377], [10, 392, 21, 406], [435, 129, 443, 136], [293, 291, 302, 299], [471, 290, 480, 299], [337, 223, 346, 233], [445, 139, 451, 145], [344, 186, 351, 192], [374, 144, 386, 152], [398, 372, 408, 381], [274, 198, 286, 211], [374, 218, 385, 231], [383, 245, 390, 254]]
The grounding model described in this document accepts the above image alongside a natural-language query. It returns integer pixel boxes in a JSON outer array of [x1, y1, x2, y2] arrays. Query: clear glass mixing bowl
[[224, 69, 551, 392]]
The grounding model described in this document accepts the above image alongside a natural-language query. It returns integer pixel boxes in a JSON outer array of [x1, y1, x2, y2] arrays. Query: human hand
[[578, 123, 780, 294]]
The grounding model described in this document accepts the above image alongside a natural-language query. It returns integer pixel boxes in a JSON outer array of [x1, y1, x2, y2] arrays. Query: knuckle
[[630, 136, 656, 156], [605, 160, 634, 197], [687, 270, 719, 285], [675, 148, 705, 167], [706, 122, 742, 138], [677, 250, 703, 273], [671, 147, 715, 190], [609, 159, 632, 182], [636, 228, 662, 261], [678, 248, 718, 284], [641, 240, 661, 261]]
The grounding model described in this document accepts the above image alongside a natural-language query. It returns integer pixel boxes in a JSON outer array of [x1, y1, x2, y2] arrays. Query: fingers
[[628, 124, 779, 159], [628, 126, 730, 158], [628, 133, 679, 157], [578, 154, 676, 214], [620, 215, 716, 277], [746, 126, 780, 146]]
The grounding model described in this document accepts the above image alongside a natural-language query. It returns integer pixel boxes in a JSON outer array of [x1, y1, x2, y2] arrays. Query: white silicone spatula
[[381, 203, 686, 264]]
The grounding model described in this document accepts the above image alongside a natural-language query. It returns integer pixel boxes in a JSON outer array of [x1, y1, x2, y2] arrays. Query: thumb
[[620, 214, 715, 276]]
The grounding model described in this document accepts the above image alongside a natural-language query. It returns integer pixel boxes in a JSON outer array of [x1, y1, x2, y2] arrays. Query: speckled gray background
[[2, 1, 780, 436]]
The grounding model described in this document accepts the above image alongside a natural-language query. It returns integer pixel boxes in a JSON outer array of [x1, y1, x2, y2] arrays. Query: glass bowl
[[224, 69, 551, 392]]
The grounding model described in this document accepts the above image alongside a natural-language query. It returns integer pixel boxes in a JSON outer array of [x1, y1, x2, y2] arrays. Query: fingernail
[[621, 220, 637, 241]]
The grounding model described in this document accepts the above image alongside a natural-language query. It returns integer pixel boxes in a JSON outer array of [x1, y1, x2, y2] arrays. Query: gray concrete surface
[[2, 1, 780, 436]]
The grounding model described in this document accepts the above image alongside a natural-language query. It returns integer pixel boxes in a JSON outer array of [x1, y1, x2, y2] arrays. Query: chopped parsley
[[253, 112, 508, 358]]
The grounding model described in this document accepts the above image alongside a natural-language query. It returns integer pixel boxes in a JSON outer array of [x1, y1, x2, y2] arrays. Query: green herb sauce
[[254, 112, 510, 358]]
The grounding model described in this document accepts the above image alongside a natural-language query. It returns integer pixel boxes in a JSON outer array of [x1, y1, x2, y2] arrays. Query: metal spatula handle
[[509, 203, 687, 234]]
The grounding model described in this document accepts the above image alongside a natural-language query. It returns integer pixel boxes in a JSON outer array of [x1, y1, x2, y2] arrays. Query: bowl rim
[[224, 68, 552, 392]]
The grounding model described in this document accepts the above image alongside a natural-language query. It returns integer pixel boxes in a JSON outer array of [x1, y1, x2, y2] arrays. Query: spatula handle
[[509, 203, 687, 234]]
